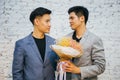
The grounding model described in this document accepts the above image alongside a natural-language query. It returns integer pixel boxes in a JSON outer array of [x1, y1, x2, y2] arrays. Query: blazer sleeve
[[12, 41, 25, 80], [80, 38, 106, 79]]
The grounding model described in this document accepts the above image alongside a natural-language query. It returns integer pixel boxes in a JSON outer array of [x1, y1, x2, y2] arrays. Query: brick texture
[[0, 0, 120, 80]]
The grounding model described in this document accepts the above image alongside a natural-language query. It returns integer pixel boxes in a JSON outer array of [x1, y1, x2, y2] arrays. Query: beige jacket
[[66, 30, 106, 80]]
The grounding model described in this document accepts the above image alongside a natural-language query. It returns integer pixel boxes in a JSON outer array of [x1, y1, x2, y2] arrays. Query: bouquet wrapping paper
[[51, 37, 83, 80]]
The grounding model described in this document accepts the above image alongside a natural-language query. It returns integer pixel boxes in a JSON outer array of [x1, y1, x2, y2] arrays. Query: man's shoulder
[[87, 30, 101, 40], [16, 33, 31, 44], [64, 30, 102, 42], [86, 30, 103, 44]]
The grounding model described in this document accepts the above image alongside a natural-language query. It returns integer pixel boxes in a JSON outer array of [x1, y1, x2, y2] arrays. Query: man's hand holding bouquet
[[51, 37, 83, 80]]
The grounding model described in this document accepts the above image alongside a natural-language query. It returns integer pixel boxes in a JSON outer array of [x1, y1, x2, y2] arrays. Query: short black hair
[[68, 6, 89, 24], [30, 7, 51, 25]]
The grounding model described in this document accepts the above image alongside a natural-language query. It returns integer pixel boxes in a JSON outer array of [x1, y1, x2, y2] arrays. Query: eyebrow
[[69, 16, 74, 19]]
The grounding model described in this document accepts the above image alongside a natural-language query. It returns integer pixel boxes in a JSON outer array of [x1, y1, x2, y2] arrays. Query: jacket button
[[43, 66, 45, 68]]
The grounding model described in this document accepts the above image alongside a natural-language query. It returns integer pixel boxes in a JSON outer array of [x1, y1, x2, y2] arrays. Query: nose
[[69, 19, 72, 23], [69, 21, 72, 25], [48, 22, 51, 28]]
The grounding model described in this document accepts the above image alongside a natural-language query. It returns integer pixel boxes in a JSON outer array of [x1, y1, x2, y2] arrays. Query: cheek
[[41, 22, 50, 31], [76, 21, 80, 25], [72, 19, 77, 24], [74, 20, 80, 24], [74, 18, 78, 22], [43, 22, 49, 27], [38, 23, 46, 30]]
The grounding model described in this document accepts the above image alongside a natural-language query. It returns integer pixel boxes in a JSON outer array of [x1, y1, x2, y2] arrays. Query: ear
[[34, 18, 39, 25], [80, 16, 85, 22]]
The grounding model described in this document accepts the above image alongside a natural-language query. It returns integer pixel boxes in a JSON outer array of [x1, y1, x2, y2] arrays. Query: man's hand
[[62, 60, 81, 74]]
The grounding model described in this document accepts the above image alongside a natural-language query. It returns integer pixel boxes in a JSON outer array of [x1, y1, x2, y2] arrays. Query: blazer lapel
[[80, 29, 89, 45], [28, 34, 43, 63], [44, 35, 52, 64]]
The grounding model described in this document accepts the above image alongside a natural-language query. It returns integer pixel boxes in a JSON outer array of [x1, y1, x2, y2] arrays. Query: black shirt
[[72, 31, 82, 42], [72, 31, 82, 61], [33, 36, 46, 61]]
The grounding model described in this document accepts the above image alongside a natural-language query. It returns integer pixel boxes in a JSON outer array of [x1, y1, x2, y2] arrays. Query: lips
[[70, 22, 73, 25], [48, 28, 50, 31], [70, 24, 73, 26], [47, 28, 50, 31]]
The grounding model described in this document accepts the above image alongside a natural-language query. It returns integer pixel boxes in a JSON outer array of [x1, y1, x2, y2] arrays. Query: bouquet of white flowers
[[51, 37, 83, 80]]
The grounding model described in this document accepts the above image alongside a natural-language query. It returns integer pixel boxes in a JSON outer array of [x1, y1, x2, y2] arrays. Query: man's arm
[[12, 41, 24, 80], [80, 38, 106, 79]]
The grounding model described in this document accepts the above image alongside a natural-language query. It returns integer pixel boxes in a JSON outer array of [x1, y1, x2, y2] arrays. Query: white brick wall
[[0, 0, 120, 80]]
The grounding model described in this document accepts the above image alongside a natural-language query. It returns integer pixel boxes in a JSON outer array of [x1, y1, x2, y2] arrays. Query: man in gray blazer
[[62, 6, 106, 80], [12, 7, 58, 80]]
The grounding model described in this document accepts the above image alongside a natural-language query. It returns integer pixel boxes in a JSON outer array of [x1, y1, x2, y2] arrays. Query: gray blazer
[[66, 30, 106, 80], [12, 33, 58, 80]]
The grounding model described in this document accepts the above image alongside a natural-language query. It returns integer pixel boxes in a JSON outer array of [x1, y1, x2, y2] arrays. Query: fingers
[[58, 60, 80, 74], [62, 62, 74, 72], [63, 60, 72, 65], [57, 60, 76, 73]]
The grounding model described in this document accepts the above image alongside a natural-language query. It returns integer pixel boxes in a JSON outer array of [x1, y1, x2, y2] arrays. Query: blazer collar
[[80, 29, 89, 45], [27, 33, 52, 63], [68, 29, 89, 43]]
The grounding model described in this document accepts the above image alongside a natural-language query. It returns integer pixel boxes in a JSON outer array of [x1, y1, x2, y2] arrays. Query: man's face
[[35, 14, 51, 33], [69, 12, 81, 30]]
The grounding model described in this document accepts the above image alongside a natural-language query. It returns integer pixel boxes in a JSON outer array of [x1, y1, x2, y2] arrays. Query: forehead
[[37, 14, 50, 19], [42, 14, 50, 17], [69, 12, 77, 17]]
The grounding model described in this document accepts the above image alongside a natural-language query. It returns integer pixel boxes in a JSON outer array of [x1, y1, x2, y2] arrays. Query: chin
[[45, 30, 50, 33], [71, 27, 75, 30], [46, 32, 50, 34]]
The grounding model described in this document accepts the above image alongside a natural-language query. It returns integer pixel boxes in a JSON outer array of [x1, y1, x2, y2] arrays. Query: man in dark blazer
[[63, 6, 106, 80], [12, 7, 58, 80]]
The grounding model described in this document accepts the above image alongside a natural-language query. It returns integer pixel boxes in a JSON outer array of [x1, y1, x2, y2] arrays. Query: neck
[[32, 26, 44, 39], [75, 23, 86, 38]]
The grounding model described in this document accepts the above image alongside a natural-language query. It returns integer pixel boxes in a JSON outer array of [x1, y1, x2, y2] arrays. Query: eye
[[46, 20, 50, 22], [69, 17, 74, 20]]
